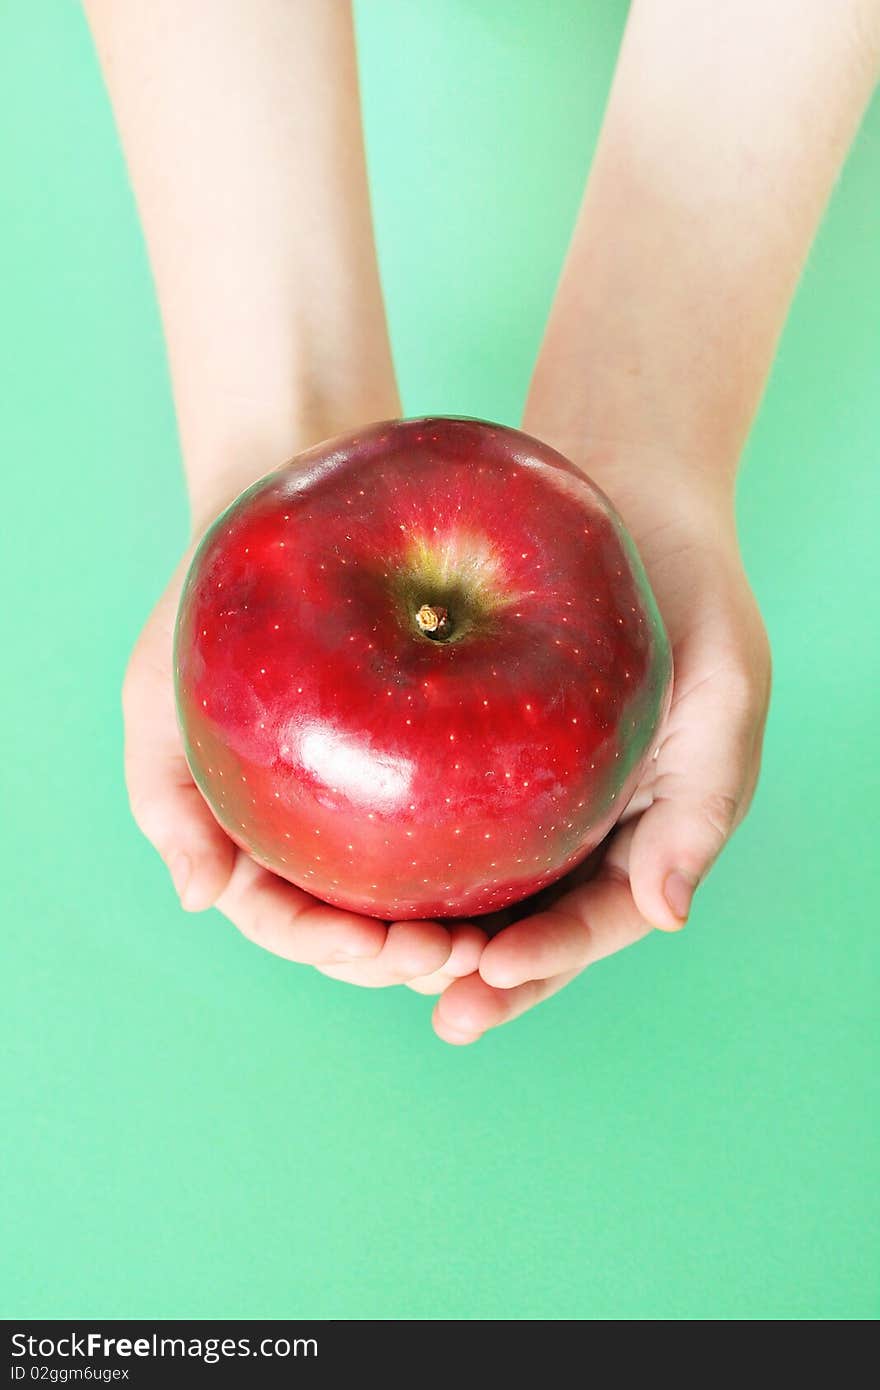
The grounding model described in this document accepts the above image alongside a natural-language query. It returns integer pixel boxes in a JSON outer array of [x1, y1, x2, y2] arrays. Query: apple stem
[[415, 604, 451, 641]]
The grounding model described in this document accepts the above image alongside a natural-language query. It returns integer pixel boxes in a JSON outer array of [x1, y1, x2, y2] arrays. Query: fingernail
[[664, 870, 696, 924], [335, 937, 384, 962], [437, 1024, 483, 1046], [169, 853, 192, 905]]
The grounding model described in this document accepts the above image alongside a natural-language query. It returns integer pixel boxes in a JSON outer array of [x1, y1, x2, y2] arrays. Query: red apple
[[174, 418, 672, 919]]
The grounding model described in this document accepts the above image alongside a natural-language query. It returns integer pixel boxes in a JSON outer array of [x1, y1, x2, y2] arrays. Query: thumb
[[627, 670, 765, 930], [122, 609, 235, 912], [126, 757, 236, 912]]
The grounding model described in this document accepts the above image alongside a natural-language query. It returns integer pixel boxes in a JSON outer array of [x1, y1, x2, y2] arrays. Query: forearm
[[84, 0, 398, 530], [526, 0, 880, 504]]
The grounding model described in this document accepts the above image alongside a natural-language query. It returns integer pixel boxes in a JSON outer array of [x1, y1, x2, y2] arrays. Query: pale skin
[[86, 0, 880, 1043]]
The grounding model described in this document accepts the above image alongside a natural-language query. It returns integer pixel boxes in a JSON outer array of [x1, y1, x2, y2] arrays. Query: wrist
[[523, 410, 737, 533], [599, 450, 741, 581], [581, 441, 736, 534], [185, 393, 401, 541]]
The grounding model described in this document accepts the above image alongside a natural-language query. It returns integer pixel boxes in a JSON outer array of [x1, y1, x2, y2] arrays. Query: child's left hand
[[427, 452, 771, 1044]]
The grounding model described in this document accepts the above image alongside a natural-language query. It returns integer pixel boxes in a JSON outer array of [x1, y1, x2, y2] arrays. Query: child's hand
[[122, 552, 486, 992], [430, 458, 771, 1044]]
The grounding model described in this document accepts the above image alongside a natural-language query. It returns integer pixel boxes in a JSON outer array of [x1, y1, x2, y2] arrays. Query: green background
[[2, 0, 878, 1321]]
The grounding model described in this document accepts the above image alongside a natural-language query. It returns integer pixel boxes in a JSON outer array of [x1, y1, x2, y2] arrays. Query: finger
[[406, 924, 488, 994], [478, 836, 651, 989], [433, 969, 580, 1045], [627, 669, 765, 930], [125, 751, 236, 912], [123, 635, 235, 912], [216, 851, 386, 963], [315, 919, 452, 988]]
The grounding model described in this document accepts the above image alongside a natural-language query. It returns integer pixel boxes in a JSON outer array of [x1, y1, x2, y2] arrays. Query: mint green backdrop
[[2, 1, 877, 1321]]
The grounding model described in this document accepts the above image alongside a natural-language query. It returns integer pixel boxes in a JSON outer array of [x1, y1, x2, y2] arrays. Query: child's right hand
[[122, 550, 487, 999]]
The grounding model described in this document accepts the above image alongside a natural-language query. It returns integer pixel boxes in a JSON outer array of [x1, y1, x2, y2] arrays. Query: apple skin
[[174, 417, 672, 919]]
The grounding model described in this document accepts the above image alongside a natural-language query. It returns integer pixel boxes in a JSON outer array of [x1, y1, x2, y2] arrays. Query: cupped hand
[[122, 549, 486, 991], [431, 457, 771, 1044]]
